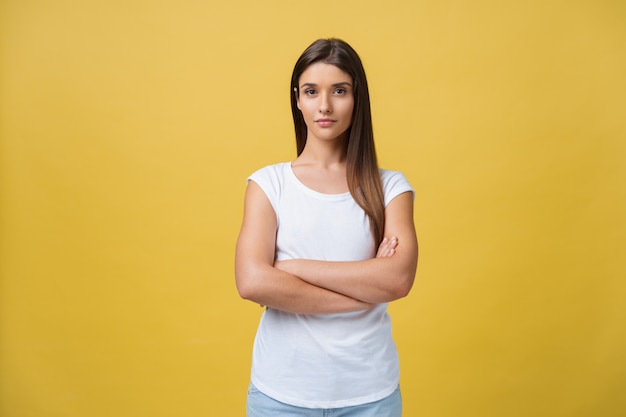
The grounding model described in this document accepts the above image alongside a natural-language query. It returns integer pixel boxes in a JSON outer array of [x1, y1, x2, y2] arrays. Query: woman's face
[[296, 62, 354, 145]]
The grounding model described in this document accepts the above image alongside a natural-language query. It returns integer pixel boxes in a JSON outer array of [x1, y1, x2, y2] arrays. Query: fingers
[[376, 236, 398, 258]]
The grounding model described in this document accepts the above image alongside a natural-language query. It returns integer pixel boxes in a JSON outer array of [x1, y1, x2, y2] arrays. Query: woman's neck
[[296, 137, 347, 168], [291, 139, 349, 194]]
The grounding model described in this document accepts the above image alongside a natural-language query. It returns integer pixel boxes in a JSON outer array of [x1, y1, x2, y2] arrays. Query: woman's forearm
[[236, 262, 374, 314], [275, 254, 416, 304]]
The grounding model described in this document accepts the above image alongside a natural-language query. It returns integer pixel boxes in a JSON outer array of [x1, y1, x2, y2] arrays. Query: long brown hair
[[290, 38, 385, 245]]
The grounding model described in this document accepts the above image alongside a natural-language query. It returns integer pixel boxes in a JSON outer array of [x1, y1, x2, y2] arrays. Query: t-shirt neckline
[[286, 162, 352, 200]]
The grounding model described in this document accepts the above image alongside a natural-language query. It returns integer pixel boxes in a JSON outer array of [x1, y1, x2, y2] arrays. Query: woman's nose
[[319, 94, 332, 113]]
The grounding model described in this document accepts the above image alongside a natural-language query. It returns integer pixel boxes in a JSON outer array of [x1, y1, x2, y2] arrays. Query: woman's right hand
[[376, 236, 398, 258]]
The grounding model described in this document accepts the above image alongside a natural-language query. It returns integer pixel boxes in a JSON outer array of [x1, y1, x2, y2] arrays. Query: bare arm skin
[[274, 191, 418, 304], [235, 181, 374, 314]]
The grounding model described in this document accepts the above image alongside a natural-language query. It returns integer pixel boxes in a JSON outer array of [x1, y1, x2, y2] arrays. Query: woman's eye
[[304, 89, 316, 95], [334, 88, 347, 95]]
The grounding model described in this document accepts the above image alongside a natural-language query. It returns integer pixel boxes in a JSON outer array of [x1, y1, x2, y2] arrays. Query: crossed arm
[[234, 181, 418, 314]]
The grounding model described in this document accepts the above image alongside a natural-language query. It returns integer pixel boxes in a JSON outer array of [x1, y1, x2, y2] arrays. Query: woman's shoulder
[[379, 168, 414, 204], [247, 162, 294, 193], [249, 161, 291, 179], [246, 162, 293, 205], [379, 168, 410, 184]]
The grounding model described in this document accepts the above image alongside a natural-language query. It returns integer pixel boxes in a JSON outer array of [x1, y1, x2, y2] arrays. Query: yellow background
[[1, 1, 625, 416]]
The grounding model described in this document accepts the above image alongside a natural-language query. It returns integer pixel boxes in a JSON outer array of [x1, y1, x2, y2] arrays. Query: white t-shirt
[[247, 162, 414, 408]]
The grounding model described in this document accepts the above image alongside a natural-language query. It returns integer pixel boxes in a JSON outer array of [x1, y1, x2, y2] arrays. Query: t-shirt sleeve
[[247, 164, 281, 214], [381, 169, 414, 206]]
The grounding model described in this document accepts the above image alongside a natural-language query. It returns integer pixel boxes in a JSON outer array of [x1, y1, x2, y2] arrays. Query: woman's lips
[[315, 119, 336, 127]]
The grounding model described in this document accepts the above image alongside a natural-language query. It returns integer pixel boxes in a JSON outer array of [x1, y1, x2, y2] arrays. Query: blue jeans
[[246, 383, 402, 417]]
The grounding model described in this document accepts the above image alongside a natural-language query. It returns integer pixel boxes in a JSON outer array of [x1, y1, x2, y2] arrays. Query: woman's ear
[[294, 87, 300, 110]]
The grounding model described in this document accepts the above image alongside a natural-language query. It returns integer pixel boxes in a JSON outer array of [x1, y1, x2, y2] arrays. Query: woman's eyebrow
[[299, 81, 353, 88]]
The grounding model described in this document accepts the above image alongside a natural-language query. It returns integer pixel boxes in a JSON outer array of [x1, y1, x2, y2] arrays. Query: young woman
[[235, 38, 418, 417]]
